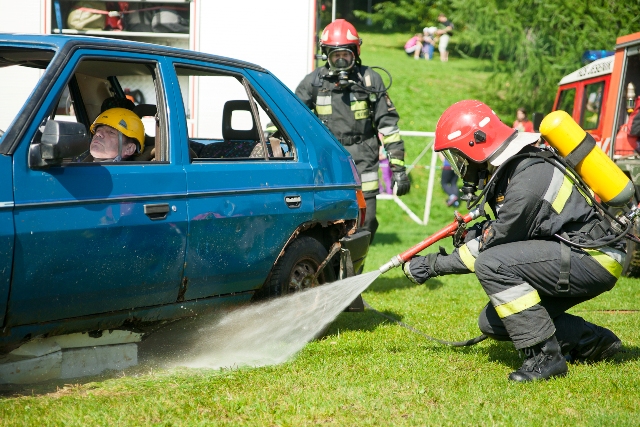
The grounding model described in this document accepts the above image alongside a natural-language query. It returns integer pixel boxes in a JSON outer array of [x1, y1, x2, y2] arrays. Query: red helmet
[[435, 100, 540, 175], [320, 19, 362, 56]]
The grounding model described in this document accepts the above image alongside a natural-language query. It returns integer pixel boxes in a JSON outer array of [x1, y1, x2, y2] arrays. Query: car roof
[[0, 33, 266, 72], [558, 55, 614, 86]]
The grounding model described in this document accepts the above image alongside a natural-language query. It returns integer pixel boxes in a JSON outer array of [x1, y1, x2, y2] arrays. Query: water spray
[[140, 209, 486, 371]]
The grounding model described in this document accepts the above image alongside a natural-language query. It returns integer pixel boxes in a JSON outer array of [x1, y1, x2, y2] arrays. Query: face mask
[[327, 49, 355, 71], [459, 158, 489, 202]]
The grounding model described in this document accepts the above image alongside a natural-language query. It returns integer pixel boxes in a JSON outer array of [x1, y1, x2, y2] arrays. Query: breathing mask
[[443, 150, 490, 203], [327, 48, 355, 72]]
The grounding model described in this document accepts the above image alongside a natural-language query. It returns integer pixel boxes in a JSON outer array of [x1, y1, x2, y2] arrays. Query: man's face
[[90, 124, 135, 159], [438, 16, 447, 23], [328, 49, 354, 70]]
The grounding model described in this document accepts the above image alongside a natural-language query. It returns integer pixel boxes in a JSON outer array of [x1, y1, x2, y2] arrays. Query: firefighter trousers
[[361, 194, 379, 243], [473, 240, 619, 349]]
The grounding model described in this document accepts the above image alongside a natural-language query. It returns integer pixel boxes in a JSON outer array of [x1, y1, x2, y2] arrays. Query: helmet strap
[[114, 131, 123, 162]]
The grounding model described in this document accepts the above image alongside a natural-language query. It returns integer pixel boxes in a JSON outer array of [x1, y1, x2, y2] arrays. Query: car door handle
[[144, 203, 170, 220], [285, 195, 301, 209]]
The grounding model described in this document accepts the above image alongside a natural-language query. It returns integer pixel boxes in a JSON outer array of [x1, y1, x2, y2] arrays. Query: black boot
[[568, 323, 621, 364], [509, 335, 568, 382]]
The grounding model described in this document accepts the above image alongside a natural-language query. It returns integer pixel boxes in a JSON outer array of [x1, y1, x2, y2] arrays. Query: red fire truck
[[553, 31, 640, 275]]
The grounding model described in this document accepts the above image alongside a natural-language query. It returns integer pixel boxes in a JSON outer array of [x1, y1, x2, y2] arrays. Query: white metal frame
[[377, 131, 439, 226]]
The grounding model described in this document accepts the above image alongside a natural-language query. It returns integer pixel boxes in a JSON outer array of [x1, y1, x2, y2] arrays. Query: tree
[[452, 0, 640, 114], [353, 0, 450, 33]]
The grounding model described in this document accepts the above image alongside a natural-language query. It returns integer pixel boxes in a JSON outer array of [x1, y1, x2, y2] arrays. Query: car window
[[35, 58, 165, 163], [581, 81, 605, 130], [0, 48, 54, 140], [557, 88, 576, 115], [174, 65, 295, 161]]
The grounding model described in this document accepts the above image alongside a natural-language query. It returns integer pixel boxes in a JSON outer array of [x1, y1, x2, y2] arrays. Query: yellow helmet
[[90, 107, 145, 153]]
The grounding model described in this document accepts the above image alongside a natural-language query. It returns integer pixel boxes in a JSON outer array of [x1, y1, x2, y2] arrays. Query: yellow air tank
[[539, 110, 634, 207]]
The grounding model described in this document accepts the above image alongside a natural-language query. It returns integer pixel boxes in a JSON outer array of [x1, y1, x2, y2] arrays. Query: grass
[[1, 33, 640, 426]]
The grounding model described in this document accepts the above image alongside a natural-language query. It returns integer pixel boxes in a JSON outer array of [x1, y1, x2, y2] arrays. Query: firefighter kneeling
[[403, 100, 624, 382]]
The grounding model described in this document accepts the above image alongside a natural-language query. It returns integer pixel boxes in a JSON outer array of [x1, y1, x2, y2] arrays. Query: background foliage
[[354, 0, 640, 115], [353, 0, 449, 33]]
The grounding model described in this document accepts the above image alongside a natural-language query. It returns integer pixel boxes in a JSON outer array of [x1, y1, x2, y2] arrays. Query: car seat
[[130, 104, 157, 161]]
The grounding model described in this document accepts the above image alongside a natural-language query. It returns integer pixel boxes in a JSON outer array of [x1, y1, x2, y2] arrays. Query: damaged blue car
[[0, 34, 369, 356]]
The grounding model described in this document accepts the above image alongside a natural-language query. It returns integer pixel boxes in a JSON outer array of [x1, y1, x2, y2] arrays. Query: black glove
[[402, 253, 438, 284], [392, 170, 411, 196]]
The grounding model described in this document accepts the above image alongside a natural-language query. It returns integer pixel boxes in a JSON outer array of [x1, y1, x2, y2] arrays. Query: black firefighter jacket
[[295, 65, 405, 195], [429, 146, 624, 277]]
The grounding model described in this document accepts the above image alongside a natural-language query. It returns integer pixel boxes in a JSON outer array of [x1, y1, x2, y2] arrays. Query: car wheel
[[261, 236, 336, 298]]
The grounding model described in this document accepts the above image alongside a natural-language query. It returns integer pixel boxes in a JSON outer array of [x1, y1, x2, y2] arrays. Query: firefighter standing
[[403, 100, 624, 382], [296, 19, 410, 242]]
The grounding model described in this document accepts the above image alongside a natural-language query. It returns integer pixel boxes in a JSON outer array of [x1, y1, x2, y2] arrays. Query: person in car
[[89, 107, 145, 162]]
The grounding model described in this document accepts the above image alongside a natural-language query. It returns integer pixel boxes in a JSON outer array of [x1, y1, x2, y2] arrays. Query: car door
[[8, 51, 188, 326], [168, 61, 315, 299]]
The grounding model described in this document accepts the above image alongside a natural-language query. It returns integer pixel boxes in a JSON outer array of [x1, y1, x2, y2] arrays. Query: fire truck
[[553, 31, 640, 276]]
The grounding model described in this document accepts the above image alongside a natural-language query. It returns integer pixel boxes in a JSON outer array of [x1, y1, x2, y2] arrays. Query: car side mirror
[[29, 120, 89, 169]]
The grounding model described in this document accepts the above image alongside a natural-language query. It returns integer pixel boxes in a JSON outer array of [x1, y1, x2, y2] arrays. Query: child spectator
[[422, 27, 437, 60], [512, 107, 534, 132], [404, 33, 424, 60]]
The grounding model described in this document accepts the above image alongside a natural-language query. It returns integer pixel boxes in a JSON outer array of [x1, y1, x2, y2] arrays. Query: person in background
[[404, 33, 424, 60], [422, 27, 437, 61], [379, 145, 393, 194], [512, 107, 534, 132], [439, 153, 459, 207], [435, 14, 453, 62]]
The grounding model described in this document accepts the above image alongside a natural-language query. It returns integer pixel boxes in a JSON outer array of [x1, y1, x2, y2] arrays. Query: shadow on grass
[[481, 340, 640, 369], [321, 309, 390, 337], [370, 232, 401, 245], [0, 370, 124, 398], [365, 274, 444, 294]]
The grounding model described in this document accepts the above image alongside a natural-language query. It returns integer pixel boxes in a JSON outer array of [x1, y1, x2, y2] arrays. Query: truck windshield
[[581, 81, 605, 130], [557, 88, 576, 115], [0, 48, 54, 140]]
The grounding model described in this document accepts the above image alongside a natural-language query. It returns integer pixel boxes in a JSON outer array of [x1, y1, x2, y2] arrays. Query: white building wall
[[0, 0, 44, 33], [0, 0, 47, 131], [196, 0, 315, 91]]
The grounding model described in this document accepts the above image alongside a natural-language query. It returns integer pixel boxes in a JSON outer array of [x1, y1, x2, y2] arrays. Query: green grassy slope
[[1, 33, 639, 426]]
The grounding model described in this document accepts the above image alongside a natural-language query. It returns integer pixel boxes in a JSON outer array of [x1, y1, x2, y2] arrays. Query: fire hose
[[368, 208, 488, 346], [378, 208, 482, 274]]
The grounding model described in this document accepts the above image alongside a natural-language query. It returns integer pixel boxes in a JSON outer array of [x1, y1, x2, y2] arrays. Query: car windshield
[[0, 47, 55, 141]]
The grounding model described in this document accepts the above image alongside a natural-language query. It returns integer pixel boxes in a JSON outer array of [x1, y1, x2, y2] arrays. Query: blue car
[[0, 34, 369, 354]]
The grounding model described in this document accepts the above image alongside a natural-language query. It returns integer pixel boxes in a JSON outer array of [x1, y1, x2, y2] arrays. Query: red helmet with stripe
[[434, 100, 515, 163], [320, 19, 362, 56], [435, 100, 541, 177]]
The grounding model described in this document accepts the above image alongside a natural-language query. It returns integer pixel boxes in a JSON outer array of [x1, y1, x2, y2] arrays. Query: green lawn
[[1, 33, 639, 426]]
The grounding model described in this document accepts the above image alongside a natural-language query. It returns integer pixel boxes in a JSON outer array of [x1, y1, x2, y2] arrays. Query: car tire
[[259, 236, 336, 299]]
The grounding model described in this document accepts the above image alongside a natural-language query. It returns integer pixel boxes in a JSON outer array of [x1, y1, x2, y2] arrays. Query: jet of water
[[174, 270, 381, 370]]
